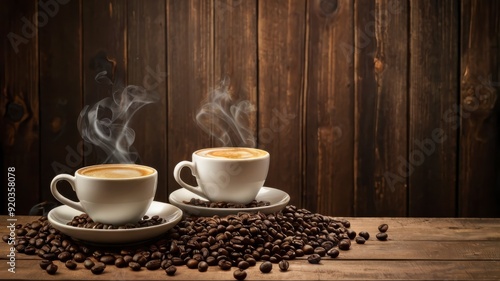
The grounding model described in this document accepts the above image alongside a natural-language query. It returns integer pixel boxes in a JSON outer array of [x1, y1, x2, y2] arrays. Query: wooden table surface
[[1, 216, 499, 280]]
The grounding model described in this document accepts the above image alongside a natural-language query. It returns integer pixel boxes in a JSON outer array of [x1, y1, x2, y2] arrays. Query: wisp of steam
[[196, 78, 256, 147], [78, 71, 158, 163]]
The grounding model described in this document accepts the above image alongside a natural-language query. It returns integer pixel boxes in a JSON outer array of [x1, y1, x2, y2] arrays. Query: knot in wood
[[320, 0, 338, 16], [6, 102, 24, 122]]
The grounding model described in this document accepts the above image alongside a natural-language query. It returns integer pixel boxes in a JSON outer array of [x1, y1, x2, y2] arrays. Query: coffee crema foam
[[197, 148, 268, 159], [80, 165, 153, 178]]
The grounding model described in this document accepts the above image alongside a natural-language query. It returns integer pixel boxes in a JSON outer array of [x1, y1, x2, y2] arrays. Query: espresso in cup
[[51, 164, 157, 225], [173, 147, 269, 204]]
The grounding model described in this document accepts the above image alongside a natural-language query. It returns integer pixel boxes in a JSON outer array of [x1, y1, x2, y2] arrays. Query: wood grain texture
[[214, 0, 257, 145], [305, 0, 355, 216], [258, 0, 306, 207], [39, 0, 82, 206], [459, 0, 500, 217], [166, 0, 214, 194], [127, 0, 168, 202], [0, 0, 40, 214], [82, 0, 127, 165], [354, 0, 408, 216], [408, 0, 459, 217]]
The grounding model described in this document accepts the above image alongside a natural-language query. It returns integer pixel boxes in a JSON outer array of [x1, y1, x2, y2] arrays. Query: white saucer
[[169, 187, 290, 216], [48, 201, 183, 244]]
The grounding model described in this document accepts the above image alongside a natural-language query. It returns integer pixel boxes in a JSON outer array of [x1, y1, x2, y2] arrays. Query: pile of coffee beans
[[3, 205, 389, 280], [184, 198, 271, 208], [67, 214, 166, 229]]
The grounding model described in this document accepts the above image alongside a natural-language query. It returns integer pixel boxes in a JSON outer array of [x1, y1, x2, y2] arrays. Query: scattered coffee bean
[[57, 251, 72, 262], [186, 258, 199, 269], [237, 260, 249, 270], [129, 261, 141, 271], [327, 248, 340, 258], [65, 260, 77, 270], [46, 263, 58, 275], [338, 239, 351, 250], [376, 232, 388, 241], [307, 254, 321, 264], [347, 229, 357, 239], [198, 261, 209, 272], [83, 259, 95, 269], [39, 259, 52, 270], [100, 255, 116, 265], [279, 260, 289, 271], [355, 236, 366, 244], [67, 213, 166, 229], [378, 224, 389, 233], [184, 198, 270, 209], [165, 265, 177, 276], [233, 269, 247, 280], [74, 252, 86, 263], [313, 247, 327, 257], [219, 260, 232, 271], [114, 257, 127, 268], [359, 231, 370, 240], [91, 262, 106, 274], [145, 259, 161, 270], [260, 261, 273, 273]]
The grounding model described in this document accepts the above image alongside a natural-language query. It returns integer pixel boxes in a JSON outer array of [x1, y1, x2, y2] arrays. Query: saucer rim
[[47, 201, 183, 244], [168, 186, 290, 215]]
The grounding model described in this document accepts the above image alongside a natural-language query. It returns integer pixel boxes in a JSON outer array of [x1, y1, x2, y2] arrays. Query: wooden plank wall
[[1, 0, 499, 217]]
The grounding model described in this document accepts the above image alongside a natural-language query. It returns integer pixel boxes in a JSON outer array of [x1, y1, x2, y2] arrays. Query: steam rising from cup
[[78, 71, 158, 164], [196, 78, 256, 147]]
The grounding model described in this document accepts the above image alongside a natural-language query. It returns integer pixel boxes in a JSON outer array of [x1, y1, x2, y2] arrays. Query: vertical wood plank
[[306, 0, 355, 216], [258, 0, 306, 207], [354, 0, 408, 216], [459, 0, 500, 217], [214, 0, 257, 147], [82, 0, 127, 165], [39, 0, 82, 205], [0, 0, 40, 214], [167, 0, 214, 195], [409, 0, 459, 217], [127, 0, 168, 202]]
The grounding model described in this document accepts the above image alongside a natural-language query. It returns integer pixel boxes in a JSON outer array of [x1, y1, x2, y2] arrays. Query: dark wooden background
[[1, 0, 499, 217]]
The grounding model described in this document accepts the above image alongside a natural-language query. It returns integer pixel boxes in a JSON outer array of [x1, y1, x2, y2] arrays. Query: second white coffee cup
[[173, 147, 270, 204]]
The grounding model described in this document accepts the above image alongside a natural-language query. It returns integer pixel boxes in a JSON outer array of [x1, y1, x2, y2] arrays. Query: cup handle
[[173, 161, 208, 199], [50, 174, 85, 213]]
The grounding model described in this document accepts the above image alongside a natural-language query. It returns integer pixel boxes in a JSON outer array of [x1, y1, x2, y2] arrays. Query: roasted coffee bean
[[219, 260, 232, 271], [145, 259, 161, 270], [91, 262, 106, 274], [338, 239, 351, 250], [129, 261, 141, 271], [376, 232, 388, 241], [186, 258, 199, 269], [314, 247, 327, 257], [65, 260, 77, 270], [279, 260, 289, 271], [237, 260, 250, 270], [378, 224, 389, 233], [165, 265, 177, 276], [39, 259, 52, 270], [114, 257, 127, 268], [347, 229, 356, 239], [245, 257, 256, 266], [233, 269, 247, 280], [100, 255, 116, 265], [57, 251, 72, 262], [355, 236, 366, 244], [327, 248, 340, 258], [46, 263, 58, 275], [83, 259, 95, 269], [198, 261, 209, 272], [359, 231, 370, 240], [307, 254, 321, 264], [74, 252, 86, 263], [302, 244, 314, 255], [259, 261, 272, 273]]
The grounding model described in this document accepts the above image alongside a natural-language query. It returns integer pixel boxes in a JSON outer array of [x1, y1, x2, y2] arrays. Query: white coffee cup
[[173, 147, 270, 204], [50, 163, 157, 225]]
